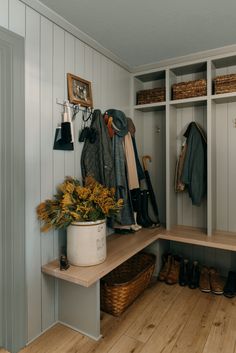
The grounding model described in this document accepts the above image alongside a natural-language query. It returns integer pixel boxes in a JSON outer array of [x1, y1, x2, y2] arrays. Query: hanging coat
[[105, 109, 135, 225], [124, 132, 139, 190], [181, 122, 207, 206], [81, 109, 115, 188], [112, 134, 135, 225]]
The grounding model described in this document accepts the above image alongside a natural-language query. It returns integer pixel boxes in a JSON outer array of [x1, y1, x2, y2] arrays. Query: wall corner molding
[[132, 44, 236, 73], [0, 27, 26, 353]]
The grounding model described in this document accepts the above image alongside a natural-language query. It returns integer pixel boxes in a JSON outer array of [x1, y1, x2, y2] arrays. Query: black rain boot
[[140, 190, 156, 228], [131, 189, 150, 228], [179, 258, 190, 286], [189, 261, 200, 289], [224, 271, 236, 298]]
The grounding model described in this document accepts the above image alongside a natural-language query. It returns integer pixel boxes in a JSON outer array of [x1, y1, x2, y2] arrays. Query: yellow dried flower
[[61, 193, 73, 207], [65, 182, 75, 194], [36, 176, 123, 231], [76, 186, 91, 200]]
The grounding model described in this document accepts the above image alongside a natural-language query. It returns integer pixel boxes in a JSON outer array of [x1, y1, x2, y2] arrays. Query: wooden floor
[[2, 281, 236, 353]]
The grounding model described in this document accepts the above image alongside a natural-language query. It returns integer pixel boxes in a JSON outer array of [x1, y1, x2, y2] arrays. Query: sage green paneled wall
[[0, 0, 130, 342]]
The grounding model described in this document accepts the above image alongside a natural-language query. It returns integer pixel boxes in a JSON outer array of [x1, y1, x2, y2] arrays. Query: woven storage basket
[[137, 87, 165, 105], [101, 252, 156, 316], [172, 79, 207, 100], [214, 74, 236, 94]]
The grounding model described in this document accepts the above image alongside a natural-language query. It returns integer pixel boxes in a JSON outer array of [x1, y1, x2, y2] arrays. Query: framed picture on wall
[[67, 73, 93, 108]]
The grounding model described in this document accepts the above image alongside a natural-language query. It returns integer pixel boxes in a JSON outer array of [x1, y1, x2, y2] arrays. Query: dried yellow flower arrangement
[[36, 176, 123, 232]]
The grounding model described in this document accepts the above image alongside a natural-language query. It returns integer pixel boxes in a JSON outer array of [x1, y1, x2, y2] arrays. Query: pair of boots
[[131, 189, 159, 228], [179, 259, 200, 289], [158, 253, 181, 285], [199, 266, 225, 295]]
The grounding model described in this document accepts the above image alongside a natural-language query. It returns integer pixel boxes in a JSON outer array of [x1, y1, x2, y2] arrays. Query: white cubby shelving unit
[[132, 54, 236, 256]]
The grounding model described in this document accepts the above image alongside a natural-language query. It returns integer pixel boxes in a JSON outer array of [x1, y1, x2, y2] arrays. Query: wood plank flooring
[[3, 281, 236, 353]]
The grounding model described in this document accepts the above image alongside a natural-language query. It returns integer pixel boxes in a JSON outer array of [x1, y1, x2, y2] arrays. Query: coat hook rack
[[56, 98, 93, 120]]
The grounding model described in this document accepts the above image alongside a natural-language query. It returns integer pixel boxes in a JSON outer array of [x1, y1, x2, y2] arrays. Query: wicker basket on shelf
[[100, 252, 156, 316], [137, 87, 165, 105], [172, 78, 207, 100], [213, 74, 236, 94]]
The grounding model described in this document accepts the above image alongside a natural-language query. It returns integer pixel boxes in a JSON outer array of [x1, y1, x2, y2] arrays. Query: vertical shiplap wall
[[0, 0, 130, 342]]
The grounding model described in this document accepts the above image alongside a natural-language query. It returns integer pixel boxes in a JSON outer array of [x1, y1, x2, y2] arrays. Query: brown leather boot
[[199, 266, 210, 293], [158, 253, 172, 282], [166, 256, 181, 285], [209, 268, 225, 295]]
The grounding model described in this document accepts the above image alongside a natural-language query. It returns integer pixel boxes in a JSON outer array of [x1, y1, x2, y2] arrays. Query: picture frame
[[67, 73, 93, 108]]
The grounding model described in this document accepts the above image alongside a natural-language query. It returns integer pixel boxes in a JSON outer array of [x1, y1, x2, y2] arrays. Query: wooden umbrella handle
[[142, 155, 152, 171]]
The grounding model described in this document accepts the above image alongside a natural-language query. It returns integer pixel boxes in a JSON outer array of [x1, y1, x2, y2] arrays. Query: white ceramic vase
[[67, 219, 107, 266]]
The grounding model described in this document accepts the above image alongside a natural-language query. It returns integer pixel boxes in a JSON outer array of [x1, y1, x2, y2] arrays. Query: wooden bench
[[42, 226, 236, 340], [42, 227, 163, 340]]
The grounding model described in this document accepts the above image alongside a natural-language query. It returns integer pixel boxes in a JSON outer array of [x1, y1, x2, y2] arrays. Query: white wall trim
[[26, 322, 59, 346], [58, 321, 102, 341], [132, 44, 236, 74], [19, 0, 132, 72]]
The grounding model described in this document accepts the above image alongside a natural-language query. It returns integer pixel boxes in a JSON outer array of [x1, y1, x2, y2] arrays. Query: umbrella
[[142, 155, 160, 225]]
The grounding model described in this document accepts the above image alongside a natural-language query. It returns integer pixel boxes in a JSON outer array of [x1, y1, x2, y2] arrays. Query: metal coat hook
[[233, 118, 236, 128], [155, 126, 161, 133], [56, 98, 93, 120]]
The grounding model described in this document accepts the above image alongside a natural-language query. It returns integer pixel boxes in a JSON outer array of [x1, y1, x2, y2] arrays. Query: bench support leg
[[58, 280, 101, 340]]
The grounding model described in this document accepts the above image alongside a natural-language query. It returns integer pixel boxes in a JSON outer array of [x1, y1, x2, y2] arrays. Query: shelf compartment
[[170, 96, 207, 108], [134, 101, 166, 112], [212, 55, 236, 69], [159, 226, 236, 251], [211, 55, 236, 95], [169, 62, 208, 100], [133, 70, 166, 106]]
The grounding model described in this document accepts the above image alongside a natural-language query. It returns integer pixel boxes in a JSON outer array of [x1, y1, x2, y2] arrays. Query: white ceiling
[[39, 0, 236, 68]]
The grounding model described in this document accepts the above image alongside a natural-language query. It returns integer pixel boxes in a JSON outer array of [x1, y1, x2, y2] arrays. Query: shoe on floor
[[179, 258, 190, 286], [199, 266, 211, 293], [166, 255, 181, 285], [189, 261, 200, 289], [158, 253, 172, 282], [223, 271, 236, 298], [209, 268, 225, 295]]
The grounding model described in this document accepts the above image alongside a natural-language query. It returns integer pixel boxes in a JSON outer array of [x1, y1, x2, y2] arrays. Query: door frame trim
[[0, 25, 26, 353]]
